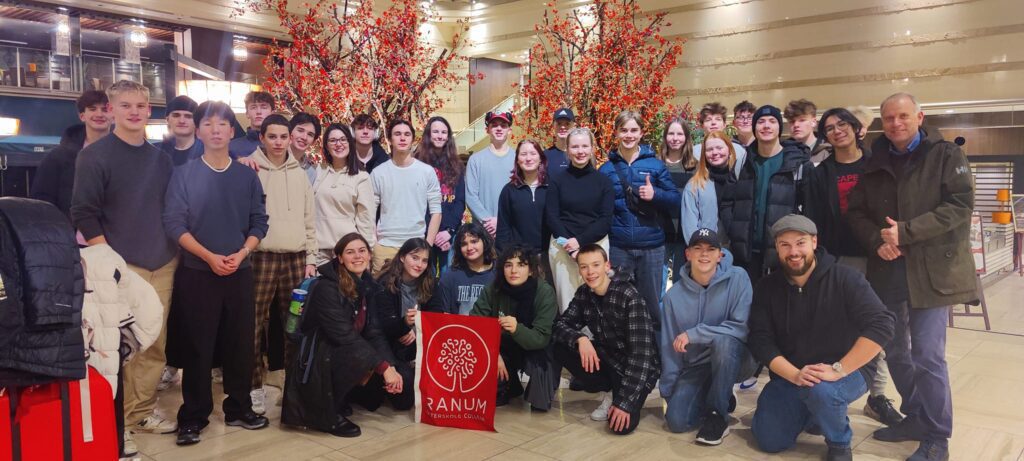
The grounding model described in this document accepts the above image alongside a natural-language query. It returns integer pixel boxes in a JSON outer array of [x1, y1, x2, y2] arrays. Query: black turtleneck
[[544, 164, 616, 245]]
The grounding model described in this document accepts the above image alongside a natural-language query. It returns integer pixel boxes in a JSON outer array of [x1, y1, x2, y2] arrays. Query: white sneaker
[[212, 367, 224, 384], [156, 366, 179, 391], [122, 429, 138, 457], [251, 388, 267, 415], [590, 393, 613, 421], [135, 413, 177, 434], [738, 376, 758, 391]]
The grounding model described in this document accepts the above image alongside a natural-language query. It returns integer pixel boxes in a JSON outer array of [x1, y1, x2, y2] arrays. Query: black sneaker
[[728, 391, 737, 413], [826, 445, 853, 461], [908, 440, 949, 461], [865, 394, 905, 427], [873, 419, 925, 442], [329, 416, 361, 438], [225, 410, 270, 430], [695, 411, 729, 446], [176, 423, 201, 446]]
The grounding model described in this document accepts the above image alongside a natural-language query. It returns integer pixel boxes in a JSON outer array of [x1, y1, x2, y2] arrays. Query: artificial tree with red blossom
[[521, 0, 684, 161], [235, 0, 481, 136]]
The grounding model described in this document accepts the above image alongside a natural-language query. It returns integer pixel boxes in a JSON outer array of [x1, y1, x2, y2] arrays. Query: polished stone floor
[[129, 318, 1024, 461]]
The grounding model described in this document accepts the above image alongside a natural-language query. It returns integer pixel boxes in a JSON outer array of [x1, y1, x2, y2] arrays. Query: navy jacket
[[598, 145, 682, 249], [496, 181, 549, 253]]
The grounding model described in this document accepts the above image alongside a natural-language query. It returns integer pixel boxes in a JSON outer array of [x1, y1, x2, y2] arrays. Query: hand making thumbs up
[[880, 216, 900, 246], [639, 173, 655, 201]]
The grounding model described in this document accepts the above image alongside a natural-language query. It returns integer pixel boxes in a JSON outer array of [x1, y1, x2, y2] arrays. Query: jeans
[[664, 242, 686, 285], [752, 372, 867, 452], [884, 302, 952, 440], [610, 245, 666, 335], [664, 334, 756, 433]]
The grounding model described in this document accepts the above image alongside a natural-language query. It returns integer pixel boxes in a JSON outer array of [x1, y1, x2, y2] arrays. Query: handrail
[[454, 91, 526, 149]]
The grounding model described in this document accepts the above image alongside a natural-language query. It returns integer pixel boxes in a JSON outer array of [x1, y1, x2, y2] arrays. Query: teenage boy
[[661, 229, 754, 445], [163, 101, 271, 445], [229, 91, 275, 159], [749, 215, 895, 461], [156, 95, 203, 167], [732, 100, 756, 148], [71, 80, 178, 455], [721, 105, 811, 285], [370, 120, 442, 271], [784, 99, 830, 165], [33, 90, 110, 218], [847, 93, 975, 461], [352, 113, 391, 173], [693, 102, 747, 177], [545, 108, 575, 176], [465, 111, 515, 237], [552, 244, 660, 435]]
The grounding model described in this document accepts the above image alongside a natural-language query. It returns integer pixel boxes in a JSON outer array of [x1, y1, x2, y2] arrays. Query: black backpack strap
[[610, 160, 632, 195], [60, 382, 72, 460], [8, 387, 21, 461]]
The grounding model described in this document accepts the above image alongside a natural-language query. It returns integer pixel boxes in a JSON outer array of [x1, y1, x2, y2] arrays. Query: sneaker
[[865, 394, 905, 427], [695, 411, 729, 446], [907, 440, 949, 461], [251, 388, 267, 415], [176, 423, 201, 446], [122, 430, 138, 457], [826, 445, 853, 461], [873, 419, 925, 442], [590, 393, 613, 421], [135, 413, 177, 434], [156, 366, 179, 391], [211, 367, 224, 384], [738, 376, 758, 391], [225, 410, 270, 430]]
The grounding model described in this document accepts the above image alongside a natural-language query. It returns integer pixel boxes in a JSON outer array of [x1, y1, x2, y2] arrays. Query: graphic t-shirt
[[835, 157, 864, 215]]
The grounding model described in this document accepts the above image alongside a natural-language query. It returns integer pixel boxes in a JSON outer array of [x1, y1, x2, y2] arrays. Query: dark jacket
[[229, 128, 261, 159], [661, 167, 694, 244], [470, 280, 557, 350], [373, 275, 427, 360], [805, 148, 871, 258], [282, 261, 393, 431], [545, 163, 615, 245], [598, 145, 682, 249], [496, 181, 549, 253], [30, 124, 88, 219], [434, 173, 466, 237], [359, 142, 391, 174], [552, 272, 660, 413], [0, 198, 86, 385], [721, 140, 811, 271], [846, 126, 977, 308], [747, 250, 895, 381]]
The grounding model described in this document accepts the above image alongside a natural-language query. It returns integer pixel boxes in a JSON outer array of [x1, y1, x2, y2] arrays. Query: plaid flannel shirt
[[553, 278, 661, 413]]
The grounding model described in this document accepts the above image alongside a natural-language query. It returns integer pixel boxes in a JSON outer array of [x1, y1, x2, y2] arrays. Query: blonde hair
[[566, 127, 597, 168], [689, 131, 736, 190], [106, 80, 150, 102], [613, 110, 645, 132]]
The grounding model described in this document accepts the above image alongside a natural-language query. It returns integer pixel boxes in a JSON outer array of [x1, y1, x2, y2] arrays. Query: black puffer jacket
[[0, 198, 86, 385], [721, 140, 811, 272], [30, 124, 87, 219]]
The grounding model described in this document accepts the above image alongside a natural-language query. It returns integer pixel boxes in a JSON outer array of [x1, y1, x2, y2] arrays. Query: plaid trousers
[[251, 251, 305, 388]]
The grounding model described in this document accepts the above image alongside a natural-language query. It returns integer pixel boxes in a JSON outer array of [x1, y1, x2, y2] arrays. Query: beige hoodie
[[251, 148, 317, 265], [312, 164, 377, 251]]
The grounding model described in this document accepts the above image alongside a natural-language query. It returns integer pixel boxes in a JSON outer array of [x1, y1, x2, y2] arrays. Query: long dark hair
[[493, 244, 538, 295], [377, 238, 434, 302], [322, 123, 359, 176], [333, 232, 371, 299], [509, 139, 548, 187], [416, 116, 463, 188], [451, 222, 496, 271], [658, 117, 697, 170]]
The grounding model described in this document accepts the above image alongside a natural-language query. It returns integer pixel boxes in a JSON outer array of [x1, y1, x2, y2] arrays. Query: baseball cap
[[485, 111, 513, 125], [688, 228, 722, 249], [771, 214, 818, 238], [553, 108, 575, 122]]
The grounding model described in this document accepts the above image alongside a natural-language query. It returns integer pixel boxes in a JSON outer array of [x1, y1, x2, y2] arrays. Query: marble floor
[[130, 323, 1024, 461]]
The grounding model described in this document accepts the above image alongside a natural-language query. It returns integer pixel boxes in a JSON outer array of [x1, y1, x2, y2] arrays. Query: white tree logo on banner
[[426, 325, 491, 393]]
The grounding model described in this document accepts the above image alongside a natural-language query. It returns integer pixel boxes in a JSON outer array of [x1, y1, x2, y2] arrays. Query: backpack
[[285, 277, 320, 343]]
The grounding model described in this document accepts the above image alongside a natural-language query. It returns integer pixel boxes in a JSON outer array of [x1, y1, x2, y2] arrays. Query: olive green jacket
[[470, 281, 557, 350]]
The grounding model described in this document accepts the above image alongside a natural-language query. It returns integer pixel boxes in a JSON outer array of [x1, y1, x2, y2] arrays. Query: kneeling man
[[552, 244, 659, 435], [749, 215, 894, 461]]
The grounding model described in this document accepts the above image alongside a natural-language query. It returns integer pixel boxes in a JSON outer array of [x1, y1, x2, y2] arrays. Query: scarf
[[504, 277, 539, 328]]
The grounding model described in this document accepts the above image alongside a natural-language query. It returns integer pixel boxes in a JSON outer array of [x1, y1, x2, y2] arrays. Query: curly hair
[[415, 116, 463, 188], [451, 222, 496, 271]]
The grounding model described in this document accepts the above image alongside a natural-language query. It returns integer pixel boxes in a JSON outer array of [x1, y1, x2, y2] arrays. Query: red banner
[[414, 311, 500, 432]]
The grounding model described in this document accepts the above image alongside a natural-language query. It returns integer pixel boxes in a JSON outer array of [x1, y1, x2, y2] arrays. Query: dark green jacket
[[846, 126, 977, 308], [470, 280, 557, 350]]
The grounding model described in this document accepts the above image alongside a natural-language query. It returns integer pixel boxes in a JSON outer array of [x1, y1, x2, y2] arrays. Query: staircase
[[454, 92, 527, 157]]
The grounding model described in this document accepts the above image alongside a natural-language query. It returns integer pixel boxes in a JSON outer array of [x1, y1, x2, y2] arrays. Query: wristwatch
[[831, 361, 846, 377]]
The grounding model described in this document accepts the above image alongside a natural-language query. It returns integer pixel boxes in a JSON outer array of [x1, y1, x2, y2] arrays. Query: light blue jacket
[[660, 249, 751, 397], [680, 178, 719, 244]]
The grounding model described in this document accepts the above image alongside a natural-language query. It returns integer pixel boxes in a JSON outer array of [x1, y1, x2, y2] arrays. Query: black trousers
[[115, 360, 125, 455], [346, 360, 415, 412], [497, 336, 557, 410], [554, 342, 646, 435], [171, 266, 256, 427]]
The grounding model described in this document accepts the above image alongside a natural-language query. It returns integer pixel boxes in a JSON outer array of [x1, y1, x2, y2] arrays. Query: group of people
[[30, 79, 975, 461]]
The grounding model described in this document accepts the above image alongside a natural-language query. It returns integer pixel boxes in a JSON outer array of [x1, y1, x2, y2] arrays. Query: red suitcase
[[0, 366, 118, 461]]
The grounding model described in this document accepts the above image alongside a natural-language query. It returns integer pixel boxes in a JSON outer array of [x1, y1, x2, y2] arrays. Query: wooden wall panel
[[468, 57, 520, 122]]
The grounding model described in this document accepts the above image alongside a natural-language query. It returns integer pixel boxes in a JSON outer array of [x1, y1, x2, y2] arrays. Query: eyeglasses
[[823, 120, 851, 135], [734, 115, 753, 122], [327, 138, 347, 144]]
